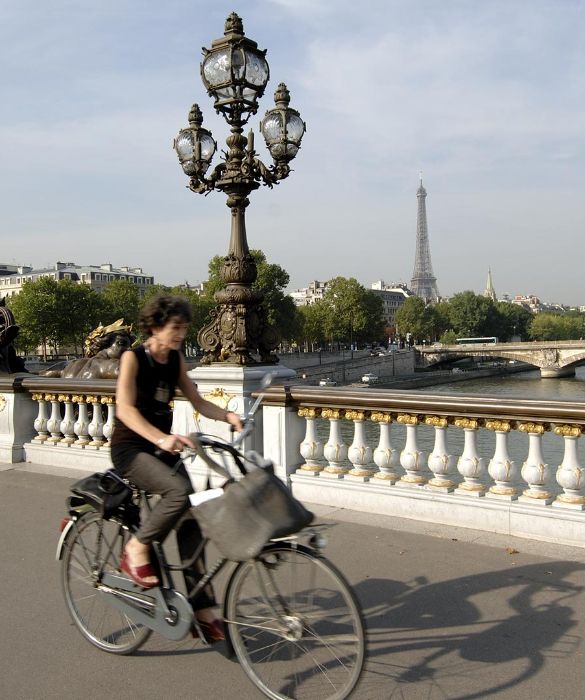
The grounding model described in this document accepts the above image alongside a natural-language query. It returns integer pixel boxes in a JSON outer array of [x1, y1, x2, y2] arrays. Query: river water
[[325, 367, 585, 478]]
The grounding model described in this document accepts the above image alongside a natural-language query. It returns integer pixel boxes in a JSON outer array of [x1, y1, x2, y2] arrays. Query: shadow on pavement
[[355, 561, 585, 699]]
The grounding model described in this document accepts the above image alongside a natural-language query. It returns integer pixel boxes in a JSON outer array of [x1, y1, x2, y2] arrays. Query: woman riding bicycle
[[111, 294, 242, 642]]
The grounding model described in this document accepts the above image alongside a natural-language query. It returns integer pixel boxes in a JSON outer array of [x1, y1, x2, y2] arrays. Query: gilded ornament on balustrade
[[322, 408, 343, 421], [453, 417, 479, 430], [424, 415, 448, 428], [298, 407, 319, 419], [518, 422, 547, 435], [485, 420, 513, 433], [345, 410, 366, 422], [44, 394, 56, 402], [397, 414, 418, 425], [554, 424, 582, 438], [101, 396, 115, 405], [370, 411, 392, 424], [85, 395, 98, 404], [58, 394, 70, 403], [72, 395, 86, 403], [31, 393, 42, 401]]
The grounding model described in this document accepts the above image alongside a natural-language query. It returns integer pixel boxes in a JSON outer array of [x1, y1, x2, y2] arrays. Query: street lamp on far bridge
[[174, 12, 306, 366]]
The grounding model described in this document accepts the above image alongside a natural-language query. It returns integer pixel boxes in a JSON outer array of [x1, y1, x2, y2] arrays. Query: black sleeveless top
[[111, 345, 180, 467]]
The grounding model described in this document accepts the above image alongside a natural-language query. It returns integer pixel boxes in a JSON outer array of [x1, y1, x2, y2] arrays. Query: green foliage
[[529, 313, 585, 340], [8, 278, 104, 357], [395, 296, 442, 341], [439, 329, 458, 344], [296, 303, 328, 348], [100, 280, 141, 328], [320, 277, 384, 344], [446, 291, 500, 338]]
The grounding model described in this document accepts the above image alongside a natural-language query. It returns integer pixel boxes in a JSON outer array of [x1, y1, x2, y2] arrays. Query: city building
[[0, 264, 20, 277], [370, 281, 413, 325], [410, 175, 439, 303], [290, 280, 328, 306], [0, 262, 154, 299]]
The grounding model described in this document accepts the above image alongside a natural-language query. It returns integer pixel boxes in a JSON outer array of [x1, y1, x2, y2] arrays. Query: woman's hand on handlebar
[[225, 411, 244, 432], [156, 433, 196, 454]]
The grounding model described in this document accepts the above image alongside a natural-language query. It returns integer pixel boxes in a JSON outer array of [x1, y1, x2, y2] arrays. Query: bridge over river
[[417, 340, 585, 378]]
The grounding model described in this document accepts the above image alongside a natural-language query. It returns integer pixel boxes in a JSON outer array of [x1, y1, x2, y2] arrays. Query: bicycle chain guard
[[98, 573, 193, 641]]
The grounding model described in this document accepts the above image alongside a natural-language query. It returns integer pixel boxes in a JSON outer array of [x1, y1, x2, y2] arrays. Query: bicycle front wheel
[[61, 511, 152, 654], [224, 543, 365, 700]]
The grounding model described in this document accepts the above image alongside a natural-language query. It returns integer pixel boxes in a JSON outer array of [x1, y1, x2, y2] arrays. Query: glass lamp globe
[[201, 13, 269, 124], [173, 104, 216, 176], [260, 83, 306, 163]]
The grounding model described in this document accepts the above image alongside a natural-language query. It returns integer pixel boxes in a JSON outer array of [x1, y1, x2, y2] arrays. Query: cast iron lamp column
[[174, 13, 305, 365]]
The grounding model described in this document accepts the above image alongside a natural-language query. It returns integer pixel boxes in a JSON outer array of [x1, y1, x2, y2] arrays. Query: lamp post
[[174, 13, 306, 365]]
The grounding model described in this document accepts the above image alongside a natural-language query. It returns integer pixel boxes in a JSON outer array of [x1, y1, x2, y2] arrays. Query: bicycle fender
[[56, 519, 76, 561]]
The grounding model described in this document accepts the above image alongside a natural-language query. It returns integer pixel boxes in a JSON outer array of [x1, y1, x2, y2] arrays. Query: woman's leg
[[121, 451, 192, 545]]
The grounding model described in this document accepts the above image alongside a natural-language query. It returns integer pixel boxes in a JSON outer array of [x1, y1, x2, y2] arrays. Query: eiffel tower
[[410, 174, 439, 302]]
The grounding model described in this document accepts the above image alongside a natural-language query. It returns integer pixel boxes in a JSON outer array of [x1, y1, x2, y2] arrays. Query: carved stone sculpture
[[42, 319, 135, 379], [0, 299, 27, 374]]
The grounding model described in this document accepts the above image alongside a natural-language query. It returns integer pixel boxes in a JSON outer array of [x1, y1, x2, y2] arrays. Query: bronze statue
[[43, 319, 135, 379], [0, 299, 27, 374]]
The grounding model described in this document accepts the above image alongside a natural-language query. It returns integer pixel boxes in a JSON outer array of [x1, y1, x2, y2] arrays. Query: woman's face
[[152, 316, 189, 350]]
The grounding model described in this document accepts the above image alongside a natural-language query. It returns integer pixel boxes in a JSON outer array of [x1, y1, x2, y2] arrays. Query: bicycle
[[56, 387, 365, 700]]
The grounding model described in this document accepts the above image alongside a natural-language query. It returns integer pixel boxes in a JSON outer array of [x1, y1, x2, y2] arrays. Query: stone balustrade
[[2, 375, 585, 546]]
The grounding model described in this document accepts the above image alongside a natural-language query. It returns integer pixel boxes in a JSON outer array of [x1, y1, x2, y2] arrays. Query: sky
[[1, 0, 584, 305]]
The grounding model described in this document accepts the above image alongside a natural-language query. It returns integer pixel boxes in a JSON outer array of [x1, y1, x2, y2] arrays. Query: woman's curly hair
[[139, 295, 193, 337]]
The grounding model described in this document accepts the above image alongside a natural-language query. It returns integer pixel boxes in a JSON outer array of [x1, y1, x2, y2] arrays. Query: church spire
[[483, 268, 497, 301]]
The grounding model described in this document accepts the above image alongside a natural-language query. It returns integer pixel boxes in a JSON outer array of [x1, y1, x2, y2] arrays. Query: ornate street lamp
[[174, 13, 306, 365]]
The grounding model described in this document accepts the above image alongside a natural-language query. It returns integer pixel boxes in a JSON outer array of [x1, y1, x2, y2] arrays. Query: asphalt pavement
[[2, 463, 585, 700]]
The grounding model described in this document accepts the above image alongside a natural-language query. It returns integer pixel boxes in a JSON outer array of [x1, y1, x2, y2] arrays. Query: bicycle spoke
[[226, 544, 365, 700]]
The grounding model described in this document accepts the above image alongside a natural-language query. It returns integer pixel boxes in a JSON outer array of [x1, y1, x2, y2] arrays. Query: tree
[[9, 278, 62, 359], [446, 291, 500, 338], [495, 302, 533, 341], [297, 302, 327, 350], [529, 312, 585, 340], [321, 277, 384, 345], [101, 280, 141, 328], [394, 296, 439, 342], [54, 280, 105, 354], [9, 278, 113, 357]]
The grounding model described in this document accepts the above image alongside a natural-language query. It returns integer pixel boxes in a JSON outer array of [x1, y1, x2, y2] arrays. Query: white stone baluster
[[322, 409, 348, 478], [397, 414, 428, 485], [346, 410, 373, 481], [73, 396, 91, 446], [46, 394, 63, 444], [59, 394, 76, 445], [101, 396, 115, 445], [518, 422, 553, 505], [553, 425, 585, 510], [486, 420, 519, 499], [371, 412, 401, 483], [32, 393, 50, 442], [87, 396, 106, 447], [454, 418, 487, 496], [425, 416, 457, 491], [297, 407, 324, 475]]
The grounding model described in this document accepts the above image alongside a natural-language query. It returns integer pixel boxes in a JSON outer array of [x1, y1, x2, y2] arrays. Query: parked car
[[319, 377, 337, 387], [361, 373, 379, 384]]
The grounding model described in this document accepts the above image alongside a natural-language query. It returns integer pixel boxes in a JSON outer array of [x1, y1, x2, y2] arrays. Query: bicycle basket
[[193, 468, 314, 561], [70, 470, 133, 520]]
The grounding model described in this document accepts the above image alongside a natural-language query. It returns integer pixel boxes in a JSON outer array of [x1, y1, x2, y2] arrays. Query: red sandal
[[192, 619, 225, 643], [120, 551, 159, 589]]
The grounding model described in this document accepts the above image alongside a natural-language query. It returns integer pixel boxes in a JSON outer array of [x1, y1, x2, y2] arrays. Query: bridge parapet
[[2, 375, 585, 547]]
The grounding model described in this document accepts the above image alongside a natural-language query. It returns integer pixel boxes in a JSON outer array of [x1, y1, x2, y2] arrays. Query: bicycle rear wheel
[[61, 511, 151, 654], [224, 543, 365, 700]]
